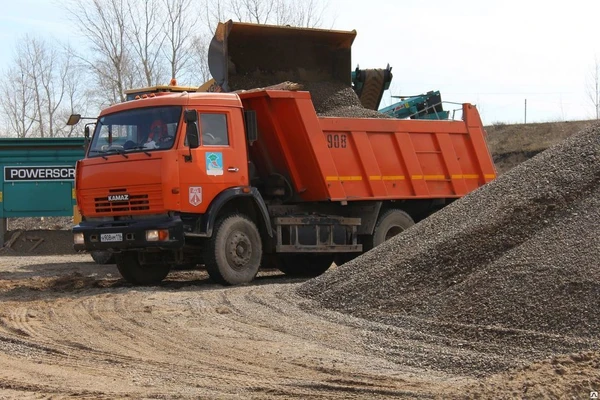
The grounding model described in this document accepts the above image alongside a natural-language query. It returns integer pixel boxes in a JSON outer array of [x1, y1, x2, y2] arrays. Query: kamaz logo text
[[108, 194, 129, 202]]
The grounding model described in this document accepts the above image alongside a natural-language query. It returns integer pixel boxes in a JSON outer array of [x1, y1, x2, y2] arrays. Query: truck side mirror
[[186, 122, 199, 149], [83, 124, 91, 151], [184, 109, 198, 123], [244, 110, 258, 144], [67, 114, 81, 125]]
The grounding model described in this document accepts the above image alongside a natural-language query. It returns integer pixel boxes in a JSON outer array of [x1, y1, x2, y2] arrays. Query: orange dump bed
[[239, 90, 496, 202]]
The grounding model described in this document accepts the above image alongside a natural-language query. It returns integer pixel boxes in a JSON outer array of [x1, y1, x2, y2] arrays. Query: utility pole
[[524, 99, 527, 124]]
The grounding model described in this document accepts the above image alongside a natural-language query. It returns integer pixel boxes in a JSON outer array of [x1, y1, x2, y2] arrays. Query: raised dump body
[[239, 90, 496, 202]]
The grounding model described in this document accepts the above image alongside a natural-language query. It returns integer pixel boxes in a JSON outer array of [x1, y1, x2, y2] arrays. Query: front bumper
[[73, 215, 185, 251]]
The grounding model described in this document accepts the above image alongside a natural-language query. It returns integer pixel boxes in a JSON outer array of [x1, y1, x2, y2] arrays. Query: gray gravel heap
[[230, 76, 388, 118], [298, 123, 600, 351]]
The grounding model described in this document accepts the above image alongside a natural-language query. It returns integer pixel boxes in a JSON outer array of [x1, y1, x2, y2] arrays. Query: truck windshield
[[88, 106, 182, 157]]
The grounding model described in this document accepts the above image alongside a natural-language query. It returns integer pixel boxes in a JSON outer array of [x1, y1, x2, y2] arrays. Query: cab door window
[[200, 113, 228, 146]]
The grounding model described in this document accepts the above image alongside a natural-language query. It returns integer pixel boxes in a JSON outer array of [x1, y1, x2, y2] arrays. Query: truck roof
[[99, 92, 243, 117]]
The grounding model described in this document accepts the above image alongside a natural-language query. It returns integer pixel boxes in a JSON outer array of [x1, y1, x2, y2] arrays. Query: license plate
[[100, 233, 123, 242]]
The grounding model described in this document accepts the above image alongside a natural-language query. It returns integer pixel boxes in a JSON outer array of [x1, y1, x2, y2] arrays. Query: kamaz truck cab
[[73, 91, 269, 286]]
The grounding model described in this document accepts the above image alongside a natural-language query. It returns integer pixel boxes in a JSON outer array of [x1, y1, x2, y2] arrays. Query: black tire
[[90, 251, 115, 265], [115, 251, 170, 285], [365, 209, 415, 251], [204, 214, 262, 285], [357, 69, 385, 110], [277, 255, 334, 277]]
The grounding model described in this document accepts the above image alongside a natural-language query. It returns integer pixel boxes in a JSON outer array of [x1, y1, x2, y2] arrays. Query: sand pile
[[298, 123, 600, 357]]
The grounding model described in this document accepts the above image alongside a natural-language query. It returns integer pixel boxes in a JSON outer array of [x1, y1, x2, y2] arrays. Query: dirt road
[[0, 254, 480, 399]]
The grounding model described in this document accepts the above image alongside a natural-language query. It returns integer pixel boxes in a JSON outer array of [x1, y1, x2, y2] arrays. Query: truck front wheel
[[115, 251, 171, 285], [204, 214, 262, 285]]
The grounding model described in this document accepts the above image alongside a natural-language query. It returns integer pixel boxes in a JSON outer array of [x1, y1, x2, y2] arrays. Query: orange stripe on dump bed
[[369, 176, 405, 181], [326, 176, 363, 181]]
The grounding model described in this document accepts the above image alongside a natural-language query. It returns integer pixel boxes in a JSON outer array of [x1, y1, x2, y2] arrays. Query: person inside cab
[[144, 119, 173, 149], [200, 114, 228, 146]]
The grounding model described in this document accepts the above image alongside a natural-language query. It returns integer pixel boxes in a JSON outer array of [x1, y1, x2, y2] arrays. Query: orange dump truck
[[73, 89, 496, 285]]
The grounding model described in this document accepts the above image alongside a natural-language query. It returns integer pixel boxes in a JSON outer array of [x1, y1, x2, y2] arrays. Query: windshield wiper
[[89, 149, 109, 160], [103, 148, 128, 159], [125, 145, 152, 157], [90, 148, 128, 159]]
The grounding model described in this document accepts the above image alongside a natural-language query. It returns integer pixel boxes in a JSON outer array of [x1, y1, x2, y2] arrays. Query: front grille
[[95, 194, 150, 213], [80, 185, 164, 216]]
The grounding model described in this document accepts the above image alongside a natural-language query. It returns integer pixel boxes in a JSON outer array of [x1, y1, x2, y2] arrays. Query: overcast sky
[[1, 0, 599, 124]]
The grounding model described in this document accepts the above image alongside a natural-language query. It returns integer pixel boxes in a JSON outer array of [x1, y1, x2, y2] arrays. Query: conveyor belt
[[352, 66, 393, 111]]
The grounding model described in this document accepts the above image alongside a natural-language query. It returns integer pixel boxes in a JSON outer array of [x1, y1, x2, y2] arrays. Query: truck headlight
[[74, 233, 85, 245], [146, 229, 169, 242]]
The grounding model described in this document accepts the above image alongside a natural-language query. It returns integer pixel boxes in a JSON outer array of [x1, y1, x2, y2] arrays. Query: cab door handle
[[227, 167, 239, 172]]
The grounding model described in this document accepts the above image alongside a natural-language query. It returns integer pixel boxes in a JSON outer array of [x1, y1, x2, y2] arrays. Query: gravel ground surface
[[0, 256, 478, 399], [464, 351, 600, 398], [5, 217, 72, 231], [0, 256, 596, 398], [298, 123, 600, 376]]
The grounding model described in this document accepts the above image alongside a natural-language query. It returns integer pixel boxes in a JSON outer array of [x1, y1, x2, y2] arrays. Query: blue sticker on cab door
[[206, 152, 224, 176]]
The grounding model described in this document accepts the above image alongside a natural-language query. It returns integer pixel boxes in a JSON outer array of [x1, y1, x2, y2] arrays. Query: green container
[[0, 138, 85, 218]]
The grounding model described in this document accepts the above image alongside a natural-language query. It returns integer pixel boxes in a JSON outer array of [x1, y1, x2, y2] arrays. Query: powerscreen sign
[[0, 138, 85, 237], [4, 166, 75, 182]]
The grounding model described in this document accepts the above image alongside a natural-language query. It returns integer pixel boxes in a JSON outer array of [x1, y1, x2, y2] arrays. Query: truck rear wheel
[[91, 251, 115, 265], [115, 251, 171, 285], [204, 214, 262, 285], [277, 255, 334, 277], [366, 209, 415, 250]]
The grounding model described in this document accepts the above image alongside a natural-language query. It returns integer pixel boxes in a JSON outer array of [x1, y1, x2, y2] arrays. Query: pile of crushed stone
[[298, 123, 600, 372], [229, 76, 388, 118]]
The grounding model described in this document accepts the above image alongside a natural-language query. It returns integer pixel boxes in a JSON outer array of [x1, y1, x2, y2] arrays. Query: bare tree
[[20, 37, 47, 137], [286, 0, 329, 28], [56, 45, 94, 137], [0, 36, 74, 138], [126, 0, 165, 87], [34, 39, 68, 137], [188, 34, 213, 85], [230, 0, 275, 23], [162, 0, 198, 81], [202, 0, 228, 33], [587, 56, 600, 120], [0, 66, 37, 138], [65, 0, 135, 105], [201, 0, 331, 32]]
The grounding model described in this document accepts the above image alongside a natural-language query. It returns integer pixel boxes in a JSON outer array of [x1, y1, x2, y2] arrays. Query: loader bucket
[[208, 20, 357, 92]]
